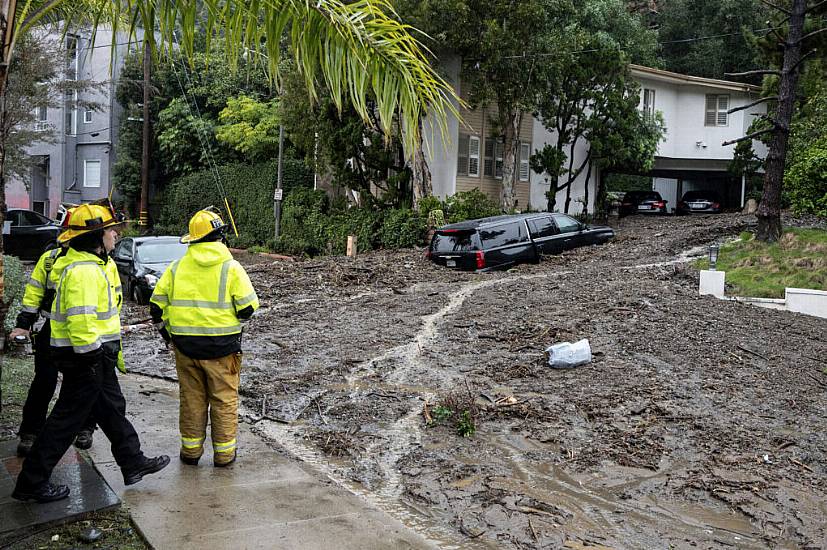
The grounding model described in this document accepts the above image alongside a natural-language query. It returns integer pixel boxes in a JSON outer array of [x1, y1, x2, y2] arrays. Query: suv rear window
[[625, 191, 661, 202], [682, 190, 719, 201], [432, 231, 479, 252], [480, 222, 527, 250]]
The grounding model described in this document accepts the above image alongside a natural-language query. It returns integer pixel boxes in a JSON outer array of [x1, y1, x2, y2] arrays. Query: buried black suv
[[428, 213, 614, 271]]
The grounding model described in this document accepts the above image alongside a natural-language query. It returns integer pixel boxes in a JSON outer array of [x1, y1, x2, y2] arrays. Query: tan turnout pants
[[174, 349, 241, 465]]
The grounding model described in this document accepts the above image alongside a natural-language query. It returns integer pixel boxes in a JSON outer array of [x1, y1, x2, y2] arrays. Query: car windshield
[[135, 241, 188, 263], [432, 231, 478, 252]]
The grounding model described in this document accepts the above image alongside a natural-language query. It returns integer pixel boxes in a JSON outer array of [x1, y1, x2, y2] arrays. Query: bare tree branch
[[805, 0, 827, 13], [798, 26, 827, 43], [728, 95, 778, 114], [722, 128, 775, 146], [792, 48, 819, 71], [760, 0, 792, 14], [725, 69, 781, 78]]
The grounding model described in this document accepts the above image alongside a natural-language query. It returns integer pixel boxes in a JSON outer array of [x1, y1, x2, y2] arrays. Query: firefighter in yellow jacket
[[150, 207, 259, 467], [13, 204, 169, 503]]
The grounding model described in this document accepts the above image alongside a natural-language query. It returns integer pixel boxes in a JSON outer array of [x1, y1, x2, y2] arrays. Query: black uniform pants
[[18, 323, 96, 437], [15, 350, 145, 491]]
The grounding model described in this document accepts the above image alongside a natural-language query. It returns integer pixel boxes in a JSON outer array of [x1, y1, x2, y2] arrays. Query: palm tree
[[0, 0, 457, 313]]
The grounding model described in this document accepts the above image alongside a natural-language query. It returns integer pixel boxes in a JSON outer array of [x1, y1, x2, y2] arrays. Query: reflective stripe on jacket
[[150, 241, 258, 337], [19, 248, 62, 317], [49, 248, 122, 354]]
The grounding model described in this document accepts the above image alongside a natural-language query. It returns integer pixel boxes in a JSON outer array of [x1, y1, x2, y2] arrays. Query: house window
[[484, 138, 504, 178], [83, 110, 93, 123], [35, 106, 48, 131], [705, 94, 730, 126], [84, 160, 101, 187], [457, 134, 481, 177], [642, 88, 656, 120], [519, 142, 531, 182]]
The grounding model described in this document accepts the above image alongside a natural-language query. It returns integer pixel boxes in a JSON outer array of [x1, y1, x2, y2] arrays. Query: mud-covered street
[[122, 214, 827, 549]]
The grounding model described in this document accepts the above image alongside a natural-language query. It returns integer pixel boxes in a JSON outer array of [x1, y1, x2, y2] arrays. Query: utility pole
[[139, 40, 151, 228], [274, 124, 284, 239]]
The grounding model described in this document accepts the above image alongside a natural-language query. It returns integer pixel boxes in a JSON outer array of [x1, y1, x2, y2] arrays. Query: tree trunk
[[582, 157, 593, 218], [500, 110, 519, 211], [0, 63, 8, 321], [756, 0, 806, 242], [411, 119, 432, 208]]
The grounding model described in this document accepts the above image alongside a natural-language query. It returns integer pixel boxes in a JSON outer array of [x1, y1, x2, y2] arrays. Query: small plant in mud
[[426, 389, 479, 438]]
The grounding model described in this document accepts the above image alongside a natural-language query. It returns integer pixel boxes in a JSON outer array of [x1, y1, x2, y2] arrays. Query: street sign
[[274, 189, 283, 201]]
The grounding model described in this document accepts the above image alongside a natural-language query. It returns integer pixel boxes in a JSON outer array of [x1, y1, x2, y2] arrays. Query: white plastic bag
[[545, 339, 592, 368]]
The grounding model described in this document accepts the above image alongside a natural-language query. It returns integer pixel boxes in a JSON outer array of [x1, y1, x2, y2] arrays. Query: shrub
[[156, 159, 314, 243], [416, 195, 443, 217], [786, 136, 827, 218], [3, 255, 26, 332], [378, 209, 427, 249], [444, 189, 501, 223]]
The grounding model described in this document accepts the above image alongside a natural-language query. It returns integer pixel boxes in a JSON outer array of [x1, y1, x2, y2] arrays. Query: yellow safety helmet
[[58, 203, 122, 244], [181, 207, 227, 244]]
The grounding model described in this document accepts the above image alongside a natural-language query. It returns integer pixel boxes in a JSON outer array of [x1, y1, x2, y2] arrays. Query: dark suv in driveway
[[2, 208, 60, 260], [676, 190, 722, 215], [428, 213, 614, 271]]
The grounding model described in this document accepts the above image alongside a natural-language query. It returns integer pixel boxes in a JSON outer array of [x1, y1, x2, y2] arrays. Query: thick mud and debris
[[123, 213, 827, 549]]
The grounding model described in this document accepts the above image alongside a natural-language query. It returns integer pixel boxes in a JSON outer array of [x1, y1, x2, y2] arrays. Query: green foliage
[[427, 392, 478, 437], [3, 255, 26, 332], [456, 410, 476, 438], [604, 174, 652, 192], [444, 189, 501, 223], [431, 406, 453, 423], [694, 228, 827, 298], [157, 98, 224, 176], [657, 0, 767, 80], [216, 96, 281, 161], [156, 160, 314, 246], [416, 195, 443, 218], [378, 209, 427, 249], [786, 135, 827, 217]]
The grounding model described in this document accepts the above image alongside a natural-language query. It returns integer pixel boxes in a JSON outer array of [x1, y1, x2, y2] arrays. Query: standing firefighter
[[150, 207, 259, 467], [13, 204, 169, 503], [10, 240, 98, 456]]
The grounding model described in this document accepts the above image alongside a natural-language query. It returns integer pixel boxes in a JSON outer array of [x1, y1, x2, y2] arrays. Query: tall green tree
[[657, 0, 768, 80]]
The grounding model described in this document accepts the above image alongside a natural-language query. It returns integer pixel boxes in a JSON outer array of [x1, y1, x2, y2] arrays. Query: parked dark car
[[618, 191, 669, 217], [428, 213, 614, 271], [2, 208, 60, 260], [111, 236, 188, 303], [676, 190, 722, 215]]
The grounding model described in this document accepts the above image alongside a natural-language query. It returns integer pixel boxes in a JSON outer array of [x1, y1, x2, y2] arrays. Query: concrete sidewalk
[[89, 374, 434, 550]]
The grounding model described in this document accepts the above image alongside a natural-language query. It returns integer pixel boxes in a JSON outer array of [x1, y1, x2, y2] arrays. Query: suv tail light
[[711, 202, 720, 209], [654, 201, 666, 208], [475, 250, 485, 270]]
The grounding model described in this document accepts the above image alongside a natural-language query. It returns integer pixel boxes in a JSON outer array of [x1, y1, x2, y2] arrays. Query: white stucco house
[[424, 58, 767, 213]]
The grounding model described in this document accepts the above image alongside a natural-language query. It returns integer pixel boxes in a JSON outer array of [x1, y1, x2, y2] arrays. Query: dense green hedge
[[155, 160, 314, 247], [786, 135, 827, 218], [158, 163, 503, 256]]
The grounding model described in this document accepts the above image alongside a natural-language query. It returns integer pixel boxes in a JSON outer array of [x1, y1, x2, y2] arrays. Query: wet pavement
[[120, 213, 827, 549], [88, 375, 436, 549], [0, 439, 119, 536]]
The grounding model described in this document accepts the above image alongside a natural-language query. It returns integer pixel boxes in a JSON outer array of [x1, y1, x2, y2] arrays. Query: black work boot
[[12, 483, 71, 503], [16, 434, 36, 457], [122, 455, 170, 486], [179, 453, 200, 466], [74, 430, 94, 450]]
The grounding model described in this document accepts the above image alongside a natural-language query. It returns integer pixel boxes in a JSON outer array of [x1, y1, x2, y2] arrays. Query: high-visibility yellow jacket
[[18, 247, 63, 321], [48, 247, 123, 355], [150, 241, 258, 354]]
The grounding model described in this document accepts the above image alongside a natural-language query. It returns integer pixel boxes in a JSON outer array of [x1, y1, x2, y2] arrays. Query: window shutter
[[468, 136, 481, 177], [484, 138, 495, 176], [519, 143, 530, 182], [494, 140, 504, 179], [717, 95, 729, 126], [457, 134, 469, 176], [84, 160, 101, 188], [705, 95, 717, 126]]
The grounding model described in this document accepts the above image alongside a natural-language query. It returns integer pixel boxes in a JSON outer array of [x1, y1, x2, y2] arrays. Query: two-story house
[[424, 58, 767, 213], [5, 27, 138, 219]]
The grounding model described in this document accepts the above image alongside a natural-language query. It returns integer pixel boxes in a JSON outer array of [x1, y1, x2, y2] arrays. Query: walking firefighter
[[13, 203, 170, 503], [149, 207, 259, 467], [10, 220, 97, 457]]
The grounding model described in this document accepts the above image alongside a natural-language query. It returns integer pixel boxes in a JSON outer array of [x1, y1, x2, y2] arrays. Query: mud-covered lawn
[[123, 213, 827, 549]]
